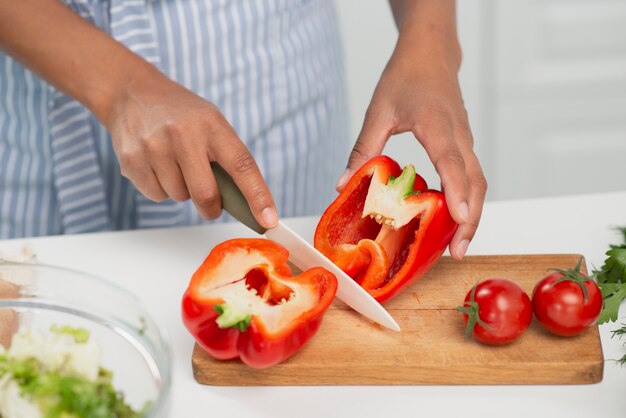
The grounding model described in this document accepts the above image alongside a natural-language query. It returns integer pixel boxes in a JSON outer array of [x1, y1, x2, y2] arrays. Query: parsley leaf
[[595, 227, 626, 324], [599, 283, 626, 324]]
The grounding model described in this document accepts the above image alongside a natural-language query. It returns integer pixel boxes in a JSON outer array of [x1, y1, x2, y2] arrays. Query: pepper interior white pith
[[362, 164, 423, 229], [199, 248, 319, 334]]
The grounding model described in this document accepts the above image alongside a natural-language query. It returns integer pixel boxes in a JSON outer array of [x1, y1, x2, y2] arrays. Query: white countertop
[[2, 191, 625, 418]]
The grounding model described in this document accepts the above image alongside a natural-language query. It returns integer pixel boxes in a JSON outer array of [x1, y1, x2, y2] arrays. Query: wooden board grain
[[191, 254, 604, 386]]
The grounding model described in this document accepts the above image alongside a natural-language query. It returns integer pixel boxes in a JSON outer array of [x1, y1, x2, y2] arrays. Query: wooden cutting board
[[191, 254, 604, 386]]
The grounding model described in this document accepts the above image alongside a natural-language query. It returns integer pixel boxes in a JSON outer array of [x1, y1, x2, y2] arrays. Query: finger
[[338, 106, 390, 191], [122, 165, 168, 202], [117, 148, 168, 201], [449, 151, 488, 260], [178, 152, 222, 220], [153, 160, 190, 202], [214, 137, 277, 229], [413, 108, 469, 226]]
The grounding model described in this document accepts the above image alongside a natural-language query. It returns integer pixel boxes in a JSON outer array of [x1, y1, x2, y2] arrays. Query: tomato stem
[[551, 257, 591, 302], [456, 282, 490, 338]]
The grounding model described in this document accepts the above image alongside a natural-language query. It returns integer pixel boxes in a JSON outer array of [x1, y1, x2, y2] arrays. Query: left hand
[[336, 26, 487, 261]]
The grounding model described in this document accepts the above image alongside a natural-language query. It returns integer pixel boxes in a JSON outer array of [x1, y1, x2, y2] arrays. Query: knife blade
[[265, 221, 400, 331], [210, 162, 401, 331]]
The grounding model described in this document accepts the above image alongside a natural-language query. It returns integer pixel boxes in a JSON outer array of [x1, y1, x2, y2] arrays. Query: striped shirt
[[0, 0, 349, 239]]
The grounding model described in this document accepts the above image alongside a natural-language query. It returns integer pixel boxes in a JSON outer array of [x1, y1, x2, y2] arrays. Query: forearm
[[0, 0, 164, 126], [344, 1, 483, 259], [388, 0, 461, 72]]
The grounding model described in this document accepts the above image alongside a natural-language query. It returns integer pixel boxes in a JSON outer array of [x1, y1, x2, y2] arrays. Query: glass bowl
[[0, 260, 171, 417]]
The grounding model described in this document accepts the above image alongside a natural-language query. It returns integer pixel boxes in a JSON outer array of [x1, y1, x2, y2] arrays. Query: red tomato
[[458, 278, 532, 345], [531, 266, 602, 337]]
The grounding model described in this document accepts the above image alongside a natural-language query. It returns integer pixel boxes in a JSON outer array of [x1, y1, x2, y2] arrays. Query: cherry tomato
[[457, 278, 532, 345], [532, 260, 602, 337]]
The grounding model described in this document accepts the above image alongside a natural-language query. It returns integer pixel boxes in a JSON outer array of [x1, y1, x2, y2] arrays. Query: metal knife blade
[[265, 221, 401, 331], [210, 161, 400, 331]]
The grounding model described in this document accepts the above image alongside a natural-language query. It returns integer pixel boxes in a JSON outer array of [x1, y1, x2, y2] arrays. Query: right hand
[[104, 73, 278, 229], [0, 0, 277, 229]]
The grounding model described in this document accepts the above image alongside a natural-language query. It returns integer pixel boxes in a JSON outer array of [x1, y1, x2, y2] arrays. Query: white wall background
[[334, 0, 626, 201]]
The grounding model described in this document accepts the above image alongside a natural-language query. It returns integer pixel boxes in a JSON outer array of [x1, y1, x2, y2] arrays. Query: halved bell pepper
[[314, 155, 457, 303], [181, 238, 337, 369]]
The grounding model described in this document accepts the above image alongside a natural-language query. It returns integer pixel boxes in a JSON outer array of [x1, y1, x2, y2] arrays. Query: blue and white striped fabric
[[0, 0, 349, 239]]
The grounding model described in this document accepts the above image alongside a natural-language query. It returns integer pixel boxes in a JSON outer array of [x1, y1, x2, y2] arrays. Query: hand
[[336, 32, 487, 260], [0, 0, 277, 229], [105, 72, 278, 228]]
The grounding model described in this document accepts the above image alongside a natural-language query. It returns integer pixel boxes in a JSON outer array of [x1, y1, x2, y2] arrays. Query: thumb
[[336, 111, 389, 191]]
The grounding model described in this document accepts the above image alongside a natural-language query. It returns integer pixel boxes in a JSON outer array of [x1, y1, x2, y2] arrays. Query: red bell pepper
[[314, 155, 457, 303], [181, 238, 337, 369]]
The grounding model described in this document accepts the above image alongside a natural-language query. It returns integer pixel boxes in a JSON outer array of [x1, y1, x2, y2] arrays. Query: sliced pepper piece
[[314, 155, 457, 303], [181, 238, 337, 369]]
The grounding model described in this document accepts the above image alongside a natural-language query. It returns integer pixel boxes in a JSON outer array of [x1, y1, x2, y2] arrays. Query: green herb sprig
[[594, 227, 626, 324], [610, 323, 626, 366]]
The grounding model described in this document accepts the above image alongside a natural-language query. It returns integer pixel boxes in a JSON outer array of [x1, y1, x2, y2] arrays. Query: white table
[[2, 191, 625, 418]]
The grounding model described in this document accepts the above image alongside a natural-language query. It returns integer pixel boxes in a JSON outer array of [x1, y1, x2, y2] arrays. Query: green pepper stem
[[387, 164, 419, 199], [214, 304, 252, 332]]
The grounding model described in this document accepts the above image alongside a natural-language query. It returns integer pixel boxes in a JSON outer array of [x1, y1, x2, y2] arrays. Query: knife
[[210, 162, 400, 332]]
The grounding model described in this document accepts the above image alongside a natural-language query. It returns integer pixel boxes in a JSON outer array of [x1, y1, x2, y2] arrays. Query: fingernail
[[458, 201, 469, 223], [335, 169, 351, 190], [456, 239, 469, 259], [261, 207, 278, 228]]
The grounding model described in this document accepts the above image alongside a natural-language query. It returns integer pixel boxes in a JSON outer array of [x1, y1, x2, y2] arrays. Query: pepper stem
[[362, 163, 423, 229], [214, 304, 252, 331], [387, 164, 419, 199]]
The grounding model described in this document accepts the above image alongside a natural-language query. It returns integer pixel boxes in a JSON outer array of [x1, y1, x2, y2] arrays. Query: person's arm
[[0, 0, 278, 228], [338, 0, 486, 259]]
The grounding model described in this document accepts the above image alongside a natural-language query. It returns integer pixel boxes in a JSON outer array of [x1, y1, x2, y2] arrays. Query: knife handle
[[210, 162, 267, 235]]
